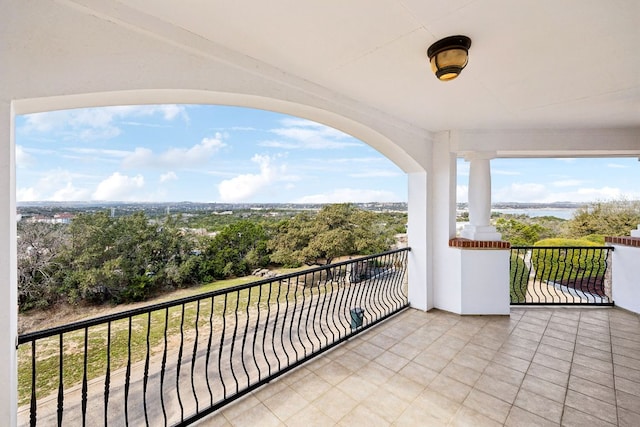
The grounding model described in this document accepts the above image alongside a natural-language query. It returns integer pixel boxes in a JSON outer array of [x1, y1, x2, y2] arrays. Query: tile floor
[[197, 307, 640, 426]]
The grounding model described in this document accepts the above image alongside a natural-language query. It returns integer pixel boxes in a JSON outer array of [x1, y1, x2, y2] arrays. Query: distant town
[[16, 201, 587, 223]]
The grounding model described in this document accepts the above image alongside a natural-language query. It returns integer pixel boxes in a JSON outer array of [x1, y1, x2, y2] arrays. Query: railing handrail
[[18, 247, 411, 344]]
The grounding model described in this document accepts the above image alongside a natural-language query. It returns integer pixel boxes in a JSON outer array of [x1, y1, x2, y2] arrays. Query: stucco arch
[[13, 89, 427, 175]]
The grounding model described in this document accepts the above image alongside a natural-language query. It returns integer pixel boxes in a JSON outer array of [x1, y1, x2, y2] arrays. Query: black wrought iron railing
[[17, 248, 409, 426], [510, 246, 613, 305]]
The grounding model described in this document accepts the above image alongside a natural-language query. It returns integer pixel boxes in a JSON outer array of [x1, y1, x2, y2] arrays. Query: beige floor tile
[[499, 343, 536, 361], [337, 403, 389, 427], [531, 352, 571, 373], [492, 351, 531, 373], [228, 402, 281, 427], [561, 406, 616, 427], [388, 340, 422, 359], [619, 407, 640, 427], [397, 360, 438, 385], [361, 387, 410, 423], [526, 362, 569, 387], [383, 373, 426, 401], [412, 350, 451, 372], [428, 374, 471, 403], [520, 374, 566, 403], [615, 376, 640, 397], [570, 365, 615, 388], [576, 335, 612, 352], [313, 360, 353, 385], [352, 360, 395, 386], [463, 388, 512, 424], [288, 371, 332, 402], [439, 360, 482, 386], [568, 375, 615, 404], [365, 332, 397, 350], [311, 388, 357, 422], [335, 374, 377, 401], [452, 352, 490, 372], [617, 389, 640, 414], [513, 388, 563, 424], [564, 389, 617, 424], [614, 353, 640, 370], [536, 342, 573, 362], [373, 350, 409, 372], [504, 406, 560, 427], [474, 373, 520, 404], [450, 406, 503, 427], [483, 362, 526, 387], [351, 340, 386, 361], [193, 413, 233, 427], [220, 394, 261, 421], [409, 389, 461, 424], [574, 343, 612, 362], [460, 342, 498, 361], [286, 405, 335, 427], [261, 387, 309, 421]]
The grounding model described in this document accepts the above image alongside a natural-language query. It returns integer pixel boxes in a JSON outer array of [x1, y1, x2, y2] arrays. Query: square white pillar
[[0, 102, 18, 426]]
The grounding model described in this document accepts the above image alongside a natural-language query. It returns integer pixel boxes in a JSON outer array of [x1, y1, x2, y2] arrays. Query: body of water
[[492, 208, 576, 220]]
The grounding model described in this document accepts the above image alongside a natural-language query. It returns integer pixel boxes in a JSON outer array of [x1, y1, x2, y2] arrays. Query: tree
[[17, 222, 66, 310], [565, 199, 640, 238], [268, 204, 394, 266], [495, 216, 546, 246], [56, 211, 202, 304], [201, 220, 270, 279]]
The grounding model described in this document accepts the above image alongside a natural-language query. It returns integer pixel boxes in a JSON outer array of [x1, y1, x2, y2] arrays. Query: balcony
[[201, 306, 640, 426], [17, 245, 640, 426]]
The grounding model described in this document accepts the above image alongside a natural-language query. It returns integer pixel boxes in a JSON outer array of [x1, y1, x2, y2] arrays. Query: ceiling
[[115, 0, 640, 132]]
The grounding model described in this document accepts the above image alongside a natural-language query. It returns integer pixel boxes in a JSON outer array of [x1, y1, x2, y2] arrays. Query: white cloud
[[16, 169, 94, 201], [552, 179, 584, 187], [17, 187, 40, 202], [493, 169, 521, 176], [160, 171, 178, 183], [20, 105, 189, 141], [348, 170, 401, 178], [607, 163, 629, 169], [92, 172, 144, 201], [123, 135, 225, 169], [218, 155, 283, 202], [16, 145, 34, 168], [293, 188, 399, 204], [493, 182, 639, 203], [493, 183, 548, 202], [51, 183, 91, 201], [261, 118, 361, 150]]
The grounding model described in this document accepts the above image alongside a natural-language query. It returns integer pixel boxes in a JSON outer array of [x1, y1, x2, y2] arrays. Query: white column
[[461, 152, 501, 241], [407, 171, 430, 311], [0, 102, 17, 425], [631, 225, 640, 238]]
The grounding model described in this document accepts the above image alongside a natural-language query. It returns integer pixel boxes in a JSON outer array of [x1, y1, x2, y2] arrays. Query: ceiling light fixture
[[427, 35, 472, 81]]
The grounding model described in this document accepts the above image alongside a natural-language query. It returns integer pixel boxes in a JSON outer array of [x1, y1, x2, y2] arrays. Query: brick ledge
[[449, 238, 511, 249], [605, 236, 640, 248]]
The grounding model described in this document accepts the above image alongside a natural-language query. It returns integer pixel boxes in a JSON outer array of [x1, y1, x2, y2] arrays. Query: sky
[[15, 104, 640, 205]]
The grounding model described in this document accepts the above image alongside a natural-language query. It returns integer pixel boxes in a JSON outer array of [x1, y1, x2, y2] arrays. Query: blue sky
[[15, 104, 640, 204]]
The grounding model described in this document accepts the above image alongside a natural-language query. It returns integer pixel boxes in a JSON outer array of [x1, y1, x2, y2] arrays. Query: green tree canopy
[[565, 199, 640, 238], [200, 220, 270, 279], [268, 204, 394, 266]]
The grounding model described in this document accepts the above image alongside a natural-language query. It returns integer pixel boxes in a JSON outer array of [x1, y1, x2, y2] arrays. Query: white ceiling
[[116, 0, 640, 132]]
